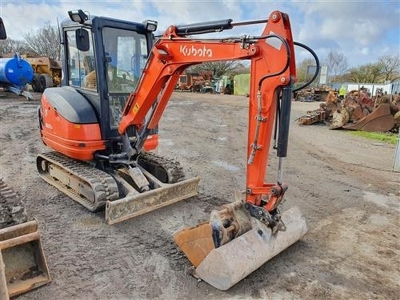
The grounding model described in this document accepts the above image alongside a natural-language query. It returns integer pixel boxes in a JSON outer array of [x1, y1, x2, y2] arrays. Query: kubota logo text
[[180, 45, 213, 57]]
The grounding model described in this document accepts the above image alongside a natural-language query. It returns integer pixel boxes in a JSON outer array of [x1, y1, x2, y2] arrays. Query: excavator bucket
[[174, 203, 307, 290], [0, 220, 51, 299], [343, 103, 395, 132], [329, 107, 351, 129]]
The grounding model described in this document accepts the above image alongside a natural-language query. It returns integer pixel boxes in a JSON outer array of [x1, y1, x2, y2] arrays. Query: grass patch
[[348, 131, 398, 145]]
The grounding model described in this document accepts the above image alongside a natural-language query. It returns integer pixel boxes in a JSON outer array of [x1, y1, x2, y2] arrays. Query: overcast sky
[[1, 0, 399, 68]]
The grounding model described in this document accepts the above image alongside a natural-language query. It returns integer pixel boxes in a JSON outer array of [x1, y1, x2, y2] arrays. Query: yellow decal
[[133, 103, 140, 114]]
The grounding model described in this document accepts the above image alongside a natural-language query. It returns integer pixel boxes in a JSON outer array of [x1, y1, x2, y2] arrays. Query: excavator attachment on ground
[[0, 220, 51, 299], [343, 103, 395, 132], [0, 179, 51, 299]]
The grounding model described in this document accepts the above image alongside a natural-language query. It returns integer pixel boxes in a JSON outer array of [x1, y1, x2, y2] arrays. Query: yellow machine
[[24, 56, 61, 93]]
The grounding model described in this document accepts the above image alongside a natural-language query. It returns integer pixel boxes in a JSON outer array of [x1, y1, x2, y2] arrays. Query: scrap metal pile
[[297, 88, 400, 132], [294, 86, 331, 102]]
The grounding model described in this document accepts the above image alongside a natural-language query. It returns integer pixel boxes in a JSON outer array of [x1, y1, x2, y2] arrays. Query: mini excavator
[[37, 9, 317, 290]]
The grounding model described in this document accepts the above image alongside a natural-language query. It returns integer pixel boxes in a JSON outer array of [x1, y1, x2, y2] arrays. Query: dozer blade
[[105, 176, 200, 225], [343, 103, 395, 132], [0, 220, 51, 299], [175, 206, 307, 290]]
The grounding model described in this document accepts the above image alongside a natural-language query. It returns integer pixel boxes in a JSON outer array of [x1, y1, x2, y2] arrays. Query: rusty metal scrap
[[343, 103, 395, 132], [297, 109, 326, 125], [299, 88, 400, 133]]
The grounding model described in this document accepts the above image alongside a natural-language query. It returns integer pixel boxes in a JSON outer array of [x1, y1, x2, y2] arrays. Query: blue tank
[[0, 54, 34, 86]]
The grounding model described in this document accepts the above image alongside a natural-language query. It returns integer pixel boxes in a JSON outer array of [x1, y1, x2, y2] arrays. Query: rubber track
[[0, 178, 28, 229], [138, 152, 185, 183], [38, 152, 119, 210]]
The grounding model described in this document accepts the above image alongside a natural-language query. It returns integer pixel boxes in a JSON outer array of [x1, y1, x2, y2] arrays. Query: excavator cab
[[38, 9, 160, 159], [59, 10, 158, 152]]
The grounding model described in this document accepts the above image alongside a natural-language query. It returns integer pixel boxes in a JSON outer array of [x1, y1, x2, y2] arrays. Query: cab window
[[102, 27, 149, 129], [102, 27, 148, 93], [66, 29, 97, 90]]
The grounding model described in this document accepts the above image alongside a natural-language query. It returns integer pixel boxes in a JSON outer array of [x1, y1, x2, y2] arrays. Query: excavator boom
[[117, 10, 296, 211], [101, 11, 297, 223]]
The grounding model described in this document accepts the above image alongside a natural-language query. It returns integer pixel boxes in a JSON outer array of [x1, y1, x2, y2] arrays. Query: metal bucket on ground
[[174, 204, 307, 290], [0, 220, 51, 299]]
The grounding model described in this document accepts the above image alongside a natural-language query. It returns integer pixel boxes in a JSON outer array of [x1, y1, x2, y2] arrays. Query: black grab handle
[[175, 19, 233, 36]]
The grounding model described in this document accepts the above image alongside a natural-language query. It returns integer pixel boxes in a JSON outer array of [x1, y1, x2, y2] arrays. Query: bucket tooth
[[0, 220, 51, 299], [178, 206, 307, 290]]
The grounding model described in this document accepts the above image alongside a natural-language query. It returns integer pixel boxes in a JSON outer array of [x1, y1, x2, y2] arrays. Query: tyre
[[31, 74, 41, 92], [39, 74, 54, 92]]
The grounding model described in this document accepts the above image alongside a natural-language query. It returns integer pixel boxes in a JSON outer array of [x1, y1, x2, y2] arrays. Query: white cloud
[[360, 47, 369, 55], [0, 0, 398, 68], [289, 1, 399, 66]]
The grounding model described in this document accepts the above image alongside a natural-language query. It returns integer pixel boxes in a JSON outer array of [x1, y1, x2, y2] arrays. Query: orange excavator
[[37, 9, 317, 290]]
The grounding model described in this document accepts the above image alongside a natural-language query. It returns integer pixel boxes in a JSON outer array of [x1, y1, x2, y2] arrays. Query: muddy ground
[[0, 90, 399, 300]]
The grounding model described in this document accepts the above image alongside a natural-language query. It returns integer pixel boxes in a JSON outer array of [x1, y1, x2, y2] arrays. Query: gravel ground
[[0, 90, 398, 300]]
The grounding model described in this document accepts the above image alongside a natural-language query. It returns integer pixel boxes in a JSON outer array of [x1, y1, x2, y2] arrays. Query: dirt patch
[[0, 91, 398, 300]]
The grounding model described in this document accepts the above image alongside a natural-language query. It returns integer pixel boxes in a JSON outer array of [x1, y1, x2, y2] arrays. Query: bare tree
[[325, 50, 348, 82], [23, 22, 61, 60], [378, 54, 400, 82], [296, 58, 316, 84], [0, 39, 29, 56]]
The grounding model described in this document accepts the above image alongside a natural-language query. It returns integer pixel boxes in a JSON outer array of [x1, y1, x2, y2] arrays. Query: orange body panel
[[41, 130, 105, 161], [40, 94, 158, 160], [40, 96, 105, 161], [142, 134, 159, 152]]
